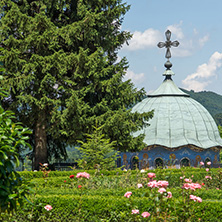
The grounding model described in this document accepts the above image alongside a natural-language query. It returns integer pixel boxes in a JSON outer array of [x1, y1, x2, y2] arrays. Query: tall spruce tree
[[0, 0, 153, 170]]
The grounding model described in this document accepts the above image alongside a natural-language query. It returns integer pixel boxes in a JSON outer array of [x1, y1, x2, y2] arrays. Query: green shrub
[[0, 106, 32, 215]]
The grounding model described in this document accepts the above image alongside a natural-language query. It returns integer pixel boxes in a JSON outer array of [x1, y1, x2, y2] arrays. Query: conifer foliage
[[0, 0, 153, 170], [77, 123, 118, 170]]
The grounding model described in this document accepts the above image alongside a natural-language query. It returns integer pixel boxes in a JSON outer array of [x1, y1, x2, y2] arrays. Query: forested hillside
[[181, 89, 222, 125]]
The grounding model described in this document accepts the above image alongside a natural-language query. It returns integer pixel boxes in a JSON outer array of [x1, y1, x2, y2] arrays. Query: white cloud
[[199, 35, 209, 47], [116, 55, 122, 63], [122, 23, 209, 58], [124, 70, 145, 84], [167, 22, 184, 39], [123, 28, 162, 50], [193, 28, 198, 35], [182, 52, 222, 91], [167, 23, 209, 58], [182, 79, 210, 92]]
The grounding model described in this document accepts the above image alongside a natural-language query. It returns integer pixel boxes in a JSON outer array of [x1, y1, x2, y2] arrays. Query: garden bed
[[2, 167, 222, 221]]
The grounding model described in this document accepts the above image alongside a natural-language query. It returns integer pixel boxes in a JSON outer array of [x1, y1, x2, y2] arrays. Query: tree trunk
[[33, 110, 47, 170]]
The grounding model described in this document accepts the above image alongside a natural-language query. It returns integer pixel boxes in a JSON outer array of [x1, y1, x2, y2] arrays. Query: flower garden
[[2, 162, 222, 222]]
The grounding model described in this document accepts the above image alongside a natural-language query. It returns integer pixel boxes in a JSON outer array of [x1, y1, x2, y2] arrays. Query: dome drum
[[119, 146, 220, 170]]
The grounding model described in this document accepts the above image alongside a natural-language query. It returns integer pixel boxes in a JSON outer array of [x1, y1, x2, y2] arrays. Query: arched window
[[116, 157, 121, 168], [180, 157, 190, 167], [131, 156, 139, 170], [155, 157, 164, 168], [204, 157, 211, 167]]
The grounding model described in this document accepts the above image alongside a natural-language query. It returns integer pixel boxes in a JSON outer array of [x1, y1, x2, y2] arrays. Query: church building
[[119, 30, 222, 169]]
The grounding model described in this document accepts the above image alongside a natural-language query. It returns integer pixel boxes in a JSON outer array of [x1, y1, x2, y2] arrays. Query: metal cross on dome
[[157, 30, 179, 59]]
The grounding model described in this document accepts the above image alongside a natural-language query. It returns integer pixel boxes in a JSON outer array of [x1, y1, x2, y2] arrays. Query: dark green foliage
[[181, 88, 222, 119], [181, 89, 222, 128], [11, 197, 222, 222], [77, 124, 119, 170], [0, 107, 32, 213], [214, 113, 222, 126], [0, 0, 153, 170]]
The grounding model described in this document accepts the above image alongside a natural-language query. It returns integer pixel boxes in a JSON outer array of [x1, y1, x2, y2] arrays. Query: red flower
[[202, 183, 205, 186], [69, 175, 75, 179], [78, 185, 82, 189], [64, 180, 67, 183]]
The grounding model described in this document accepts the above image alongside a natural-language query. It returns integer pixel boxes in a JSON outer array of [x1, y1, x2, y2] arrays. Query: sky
[[118, 0, 222, 95]]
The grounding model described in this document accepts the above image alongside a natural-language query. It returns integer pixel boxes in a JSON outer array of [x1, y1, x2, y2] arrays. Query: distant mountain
[[181, 89, 222, 125]]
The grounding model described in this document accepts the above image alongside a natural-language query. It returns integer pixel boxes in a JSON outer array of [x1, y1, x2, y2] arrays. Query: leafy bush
[[0, 56, 32, 215], [0, 107, 32, 215]]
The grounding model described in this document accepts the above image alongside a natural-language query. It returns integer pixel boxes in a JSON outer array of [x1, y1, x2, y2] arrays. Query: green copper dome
[[132, 77, 222, 149]]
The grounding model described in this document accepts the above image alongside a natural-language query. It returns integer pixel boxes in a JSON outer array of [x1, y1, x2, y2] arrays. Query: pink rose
[[205, 176, 212, 179], [190, 195, 202, 203], [76, 172, 90, 179], [207, 161, 211, 165], [180, 176, 183, 179], [183, 183, 201, 191], [131, 209, 139, 214], [196, 197, 202, 203], [190, 183, 201, 190], [184, 178, 192, 183], [158, 188, 166, 194], [147, 180, 158, 188], [137, 183, 143, 188], [147, 173, 156, 178], [200, 161, 204, 166], [183, 183, 191, 190], [44, 205, 53, 211], [124, 191, 132, 198], [141, 212, 150, 218], [167, 191, 172, 198], [157, 180, 169, 188], [190, 195, 196, 200], [206, 168, 209, 172]]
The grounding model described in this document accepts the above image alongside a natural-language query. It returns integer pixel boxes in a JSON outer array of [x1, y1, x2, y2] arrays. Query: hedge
[[3, 168, 220, 221], [4, 194, 222, 221]]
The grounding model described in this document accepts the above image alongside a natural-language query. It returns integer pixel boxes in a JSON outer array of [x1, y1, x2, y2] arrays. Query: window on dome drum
[[116, 157, 121, 168], [131, 156, 139, 170], [155, 158, 164, 169], [204, 158, 211, 167], [180, 158, 190, 167]]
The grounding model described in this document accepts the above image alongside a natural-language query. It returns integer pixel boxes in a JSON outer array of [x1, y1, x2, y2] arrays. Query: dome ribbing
[[132, 78, 222, 149]]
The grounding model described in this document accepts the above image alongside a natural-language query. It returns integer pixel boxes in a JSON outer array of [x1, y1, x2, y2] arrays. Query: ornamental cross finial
[[157, 30, 179, 59]]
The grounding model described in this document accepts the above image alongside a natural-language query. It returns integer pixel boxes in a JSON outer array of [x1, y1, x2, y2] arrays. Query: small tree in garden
[[77, 124, 118, 170]]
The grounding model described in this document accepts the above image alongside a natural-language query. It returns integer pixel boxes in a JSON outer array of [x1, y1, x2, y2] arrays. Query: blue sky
[[118, 0, 222, 95]]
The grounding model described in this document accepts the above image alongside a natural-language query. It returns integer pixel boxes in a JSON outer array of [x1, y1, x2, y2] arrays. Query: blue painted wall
[[119, 146, 220, 169]]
